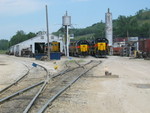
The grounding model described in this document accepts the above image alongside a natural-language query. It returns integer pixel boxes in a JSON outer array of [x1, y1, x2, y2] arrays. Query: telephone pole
[[46, 5, 50, 60]]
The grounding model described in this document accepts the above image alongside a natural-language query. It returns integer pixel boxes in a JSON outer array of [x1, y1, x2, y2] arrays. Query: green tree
[[10, 30, 36, 46], [0, 39, 9, 50], [139, 23, 150, 37], [53, 8, 150, 39], [115, 16, 139, 37], [27, 32, 36, 39]]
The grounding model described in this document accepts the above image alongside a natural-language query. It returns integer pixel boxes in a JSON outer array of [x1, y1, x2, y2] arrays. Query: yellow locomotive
[[45, 41, 60, 53], [69, 40, 90, 57], [90, 38, 108, 58]]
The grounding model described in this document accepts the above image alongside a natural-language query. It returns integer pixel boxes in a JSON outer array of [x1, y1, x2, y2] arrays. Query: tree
[[0, 39, 9, 50], [10, 30, 36, 46], [139, 23, 150, 37], [27, 32, 36, 39], [53, 8, 150, 39], [115, 15, 139, 37]]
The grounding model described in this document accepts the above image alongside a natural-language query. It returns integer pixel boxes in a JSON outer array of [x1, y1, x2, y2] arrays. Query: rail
[[0, 81, 44, 104], [38, 60, 102, 113], [22, 60, 93, 113]]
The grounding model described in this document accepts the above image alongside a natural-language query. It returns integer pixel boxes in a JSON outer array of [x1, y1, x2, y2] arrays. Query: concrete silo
[[105, 8, 113, 55], [105, 8, 113, 46]]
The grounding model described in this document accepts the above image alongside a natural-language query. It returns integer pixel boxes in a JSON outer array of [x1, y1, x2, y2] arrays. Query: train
[[44, 41, 60, 53], [112, 38, 150, 58], [112, 42, 125, 56], [69, 38, 109, 58], [139, 38, 150, 58], [69, 40, 90, 57], [90, 38, 109, 58], [43, 38, 109, 58]]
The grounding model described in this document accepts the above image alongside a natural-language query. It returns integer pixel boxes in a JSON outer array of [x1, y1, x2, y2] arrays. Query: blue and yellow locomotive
[[90, 38, 109, 58], [69, 40, 90, 57]]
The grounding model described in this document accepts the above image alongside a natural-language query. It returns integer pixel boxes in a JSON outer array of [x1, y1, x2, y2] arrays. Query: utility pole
[[46, 5, 50, 60]]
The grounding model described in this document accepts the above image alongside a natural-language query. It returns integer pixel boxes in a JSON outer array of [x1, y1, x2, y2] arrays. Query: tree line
[[9, 30, 36, 46], [113, 8, 150, 38], [54, 8, 150, 39], [0, 31, 36, 51], [0, 8, 150, 50]]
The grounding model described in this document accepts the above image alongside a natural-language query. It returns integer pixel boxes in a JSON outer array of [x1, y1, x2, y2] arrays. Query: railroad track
[[0, 63, 30, 94], [0, 63, 48, 98], [39, 60, 102, 113], [0, 60, 49, 113], [0, 60, 101, 113]]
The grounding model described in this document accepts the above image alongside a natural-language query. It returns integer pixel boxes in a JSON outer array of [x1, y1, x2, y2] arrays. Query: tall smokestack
[[105, 8, 113, 46]]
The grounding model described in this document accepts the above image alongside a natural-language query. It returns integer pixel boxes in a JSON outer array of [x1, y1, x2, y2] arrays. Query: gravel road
[[46, 56, 150, 113], [1, 55, 150, 113]]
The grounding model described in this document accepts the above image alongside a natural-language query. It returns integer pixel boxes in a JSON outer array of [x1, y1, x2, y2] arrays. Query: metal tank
[[62, 11, 71, 26]]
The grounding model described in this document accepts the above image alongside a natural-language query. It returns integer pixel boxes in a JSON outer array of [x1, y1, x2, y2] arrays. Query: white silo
[[105, 8, 113, 46]]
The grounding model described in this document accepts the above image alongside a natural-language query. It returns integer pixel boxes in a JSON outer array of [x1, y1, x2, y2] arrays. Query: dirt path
[[0, 55, 26, 89]]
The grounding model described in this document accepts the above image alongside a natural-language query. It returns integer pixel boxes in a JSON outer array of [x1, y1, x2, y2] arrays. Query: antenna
[[108, 8, 110, 13]]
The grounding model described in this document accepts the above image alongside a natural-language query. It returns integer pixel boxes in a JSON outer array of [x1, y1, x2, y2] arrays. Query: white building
[[9, 32, 63, 56]]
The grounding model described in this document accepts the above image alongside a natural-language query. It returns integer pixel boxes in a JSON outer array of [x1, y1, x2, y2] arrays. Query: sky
[[0, 0, 150, 40]]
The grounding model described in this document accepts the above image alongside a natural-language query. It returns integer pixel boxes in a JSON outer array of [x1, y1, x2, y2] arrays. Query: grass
[[74, 34, 94, 40], [0, 50, 7, 54]]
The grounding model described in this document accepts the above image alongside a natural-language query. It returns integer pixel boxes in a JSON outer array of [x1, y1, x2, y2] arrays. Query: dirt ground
[[0, 55, 26, 88], [0, 55, 66, 89], [1, 55, 150, 113]]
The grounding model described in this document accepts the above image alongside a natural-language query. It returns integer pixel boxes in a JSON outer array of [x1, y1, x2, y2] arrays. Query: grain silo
[[105, 8, 113, 46]]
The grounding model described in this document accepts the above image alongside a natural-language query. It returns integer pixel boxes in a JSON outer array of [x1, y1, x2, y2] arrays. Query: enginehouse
[[9, 32, 63, 57]]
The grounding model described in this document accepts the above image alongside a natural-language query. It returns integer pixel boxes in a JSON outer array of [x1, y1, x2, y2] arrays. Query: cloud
[[0, 0, 45, 16]]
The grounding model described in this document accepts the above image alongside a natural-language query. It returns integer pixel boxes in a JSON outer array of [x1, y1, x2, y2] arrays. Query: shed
[[10, 32, 63, 57]]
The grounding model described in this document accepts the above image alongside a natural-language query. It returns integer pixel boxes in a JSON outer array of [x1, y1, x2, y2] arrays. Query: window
[[41, 36, 44, 39], [51, 36, 54, 39]]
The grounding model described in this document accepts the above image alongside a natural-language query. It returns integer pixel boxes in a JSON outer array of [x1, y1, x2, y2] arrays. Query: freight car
[[139, 38, 150, 58], [113, 47, 123, 55], [69, 40, 90, 57], [90, 38, 109, 58], [112, 42, 125, 56]]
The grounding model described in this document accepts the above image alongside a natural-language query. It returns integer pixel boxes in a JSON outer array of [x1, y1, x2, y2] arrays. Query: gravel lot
[[0, 55, 26, 89], [1, 55, 150, 113]]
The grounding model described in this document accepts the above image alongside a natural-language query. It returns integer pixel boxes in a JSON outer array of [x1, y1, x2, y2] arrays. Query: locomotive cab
[[76, 40, 90, 57], [94, 38, 109, 58]]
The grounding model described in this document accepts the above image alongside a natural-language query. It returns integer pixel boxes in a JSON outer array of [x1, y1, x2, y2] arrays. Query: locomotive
[[44, 38, 109, 58], [45, 41, 60, 53], [69, 40, 90, 57], [69, 38, 109, 58], [90, 38, 109, 58]]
